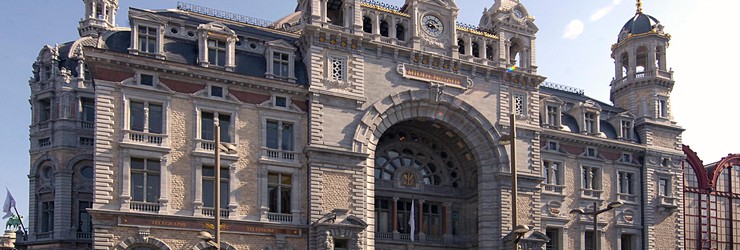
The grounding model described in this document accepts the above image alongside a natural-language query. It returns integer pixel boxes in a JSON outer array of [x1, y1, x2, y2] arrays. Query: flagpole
[[12, 206, 27, 236]]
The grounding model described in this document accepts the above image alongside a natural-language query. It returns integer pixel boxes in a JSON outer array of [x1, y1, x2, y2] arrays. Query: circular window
[[187, 31, 195, 37], [249, 43, 257, 49], [80, 166, 94, 179], [170, 27, 179, 34]]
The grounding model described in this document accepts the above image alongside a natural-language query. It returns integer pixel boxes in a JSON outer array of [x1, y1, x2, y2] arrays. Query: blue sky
[[1, 0, 738, 223]]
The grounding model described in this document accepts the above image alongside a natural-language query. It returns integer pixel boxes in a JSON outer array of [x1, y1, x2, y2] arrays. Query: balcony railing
[[80, 121, 94, 129], [426, 235, 444, 243], [76, 232, 92, 239], [375, 232, 393, 239], [267, 212, 292, 223], [123, 130, 167, 147], [618, 193, 638, 202], [130, 201, 160, 213], [262, 147, 297, 162], [581, 188, 603, 198], [544, 184, 566, 194], [202, 208, 230, 218], [36, 232, 53, 240]]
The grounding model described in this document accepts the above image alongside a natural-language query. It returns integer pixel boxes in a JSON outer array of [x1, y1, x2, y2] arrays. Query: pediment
[[266, 39, 296, 52], [198, 22, 236, 36], [130, 12, 168, 25]]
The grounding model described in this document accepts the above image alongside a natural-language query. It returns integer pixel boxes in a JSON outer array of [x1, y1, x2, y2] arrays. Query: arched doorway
[[373, 119, 478, 247]]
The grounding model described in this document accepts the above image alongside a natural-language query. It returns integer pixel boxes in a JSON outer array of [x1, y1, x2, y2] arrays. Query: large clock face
[[422, 15, 444, 37]]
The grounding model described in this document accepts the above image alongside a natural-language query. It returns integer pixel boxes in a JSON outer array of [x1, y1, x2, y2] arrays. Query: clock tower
[[405, 0, 459, 56], [479, 0, 538, 74]]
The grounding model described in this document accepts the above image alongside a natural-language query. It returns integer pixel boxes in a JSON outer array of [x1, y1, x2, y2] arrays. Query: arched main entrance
[[373, 119, 479, 248]]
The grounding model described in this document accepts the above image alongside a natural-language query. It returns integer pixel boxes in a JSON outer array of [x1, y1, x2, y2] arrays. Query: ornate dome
[[618, 13, 661, 42]]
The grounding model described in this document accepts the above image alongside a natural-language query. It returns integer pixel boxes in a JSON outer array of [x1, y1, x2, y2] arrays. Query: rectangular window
[[39, 98, 51, 122], [81, 97, 95, 122], [546, 105, 559, 126], [139, 74, 154, 86], [201, 112, 231, 143], [618, 171, 634, 194], [514, 93, 526, 116], [584, 231, 596, 250], [202, 165, 229, 208], [621, 234, 634, 250], [44, 65, 52, 80], [272, 52, 290, 77], [334, 239, 348, 250], [659, 178, 670, 196], [207, 39, 227, 66], [275, 96, 288, 108], [78, 201, 92, 234], [543, 160, 562, 185], [210, 85, 224, 97], [584, 112, 596, 133], [582, 166, 601, 190], [545, 228, 560, 250], [130, 101, 163, 134], [396, 200, 415, 234], [329, 56, 346, 81], [266, 120, 294, 151], [137, 26, 158, 53], [40, 201, 54, 232], [657, 99, 668, 118], [375, 198, 392, 233], [130, 158, 160, 203], [621, 120, 632, 139], [586, 147, 597, 157], [268, 173, 291, 214], [422, 203, 441, 236], [620, 153, 632, 163], [547, 141, 559, 151]]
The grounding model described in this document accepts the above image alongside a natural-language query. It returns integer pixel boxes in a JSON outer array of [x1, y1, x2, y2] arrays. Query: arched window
[[326, 0, 344, 26], [472, 42, 480, 58], [379, 20, 389, 37], [457, 39, 465, 55], [362, 16, 372, 33], [396, 24, 406, 41], [486, 43, 495, 61]]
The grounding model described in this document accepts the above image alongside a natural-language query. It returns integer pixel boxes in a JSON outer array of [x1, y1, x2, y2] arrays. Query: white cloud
[[563, 20, 584, 40], [613, 0, 622, 5], [591, 6, 614, 21]]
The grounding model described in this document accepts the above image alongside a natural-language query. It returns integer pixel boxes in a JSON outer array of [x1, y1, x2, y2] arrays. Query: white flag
[[409, 199, 415, 242], [3, 188, 16, 219]]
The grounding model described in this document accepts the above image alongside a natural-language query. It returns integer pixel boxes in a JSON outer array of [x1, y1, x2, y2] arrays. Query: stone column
[[54, 170, 72, 239], [418, 199, 425, 242], [392, 197, 399, 240]]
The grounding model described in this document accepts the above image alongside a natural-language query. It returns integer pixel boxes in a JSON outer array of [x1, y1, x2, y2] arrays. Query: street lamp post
[[499, 113, 530, 250], [569, 201, 624, 250], [213, 118, 237, 249]]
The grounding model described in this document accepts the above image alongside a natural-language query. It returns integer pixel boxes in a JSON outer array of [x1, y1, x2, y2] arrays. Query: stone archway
[[354, 89, 506, 249], [115, 235, 171, 250]]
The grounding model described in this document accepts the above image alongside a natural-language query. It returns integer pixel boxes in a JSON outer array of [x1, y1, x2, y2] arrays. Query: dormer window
[[197, 22, 237, 71], [620, 120, 632, 139], [541, 96, 564, 129], [137, 26, 157, 53], [584, 112, 597, 134], [44, 65, 52, 81], [265, 40, 297, 83], [129, 17, 165, 59], [272, 52, 290, 78], [207, 39, 227, 67]]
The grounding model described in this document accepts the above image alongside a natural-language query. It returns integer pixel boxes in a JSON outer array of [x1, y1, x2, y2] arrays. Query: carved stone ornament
[[401, 172, 416, 187]]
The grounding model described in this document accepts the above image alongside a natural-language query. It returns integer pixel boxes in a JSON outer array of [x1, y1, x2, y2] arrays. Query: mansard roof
[[96, 7, 308, 85]]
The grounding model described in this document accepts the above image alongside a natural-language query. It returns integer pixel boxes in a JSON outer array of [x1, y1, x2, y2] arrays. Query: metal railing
[[541, 81, 585, 95], [544, 184, 566, 193], [360, 0, 403, 12], [177, 2, 278, 29], [76, 232, 92, 239]]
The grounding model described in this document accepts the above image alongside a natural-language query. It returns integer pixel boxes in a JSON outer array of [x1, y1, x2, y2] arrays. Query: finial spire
[[636, 0, 643, 14]]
